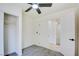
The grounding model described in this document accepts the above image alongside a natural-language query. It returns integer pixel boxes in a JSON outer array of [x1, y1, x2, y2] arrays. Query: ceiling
[[21, 3, 79, 18], [15, 3, 79, 12], [0, 3, 79, 18], [15, 3, 79, 16]]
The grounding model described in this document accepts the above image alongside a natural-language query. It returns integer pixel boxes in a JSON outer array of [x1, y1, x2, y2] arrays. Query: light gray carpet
[[22, 45, 64, 56]]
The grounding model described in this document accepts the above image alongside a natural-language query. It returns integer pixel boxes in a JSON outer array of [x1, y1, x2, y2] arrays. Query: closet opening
[[4, 13, 18, 56]]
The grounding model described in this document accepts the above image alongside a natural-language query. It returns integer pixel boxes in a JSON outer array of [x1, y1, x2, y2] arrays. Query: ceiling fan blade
[[39, 3, 52, 7], [25, 7, 32, 12], [28, 3, 33, 5], [36, 8, 41, 14]]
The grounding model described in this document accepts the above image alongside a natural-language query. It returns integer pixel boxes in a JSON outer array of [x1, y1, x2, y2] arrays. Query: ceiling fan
[[25, 3, 52, 14]]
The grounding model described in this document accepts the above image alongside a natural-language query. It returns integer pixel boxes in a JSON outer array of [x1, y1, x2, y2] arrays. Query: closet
[[0, 11, 22, 56], [4, 13, 17, 55]]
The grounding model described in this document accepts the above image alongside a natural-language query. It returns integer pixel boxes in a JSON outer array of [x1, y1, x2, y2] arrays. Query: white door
[[0, 11, 4, 55], [34, 21, 40, 44], [60, 12, 75, 56], [34, 20, 48, 45], [39, 20, 48, 43]]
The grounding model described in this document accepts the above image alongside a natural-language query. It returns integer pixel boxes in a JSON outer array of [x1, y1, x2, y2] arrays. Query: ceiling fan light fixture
[[32, 4, 38, 9], [25, 3, 52, 14]]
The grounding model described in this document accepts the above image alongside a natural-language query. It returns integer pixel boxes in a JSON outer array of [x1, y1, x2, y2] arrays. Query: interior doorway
[[4, 13, 18, 55]]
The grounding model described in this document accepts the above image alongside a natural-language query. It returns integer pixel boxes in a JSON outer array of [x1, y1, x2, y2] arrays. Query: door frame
[[0, 10, 4, 56], [3, 11, 22, 56], [75, 12, 79, 56]]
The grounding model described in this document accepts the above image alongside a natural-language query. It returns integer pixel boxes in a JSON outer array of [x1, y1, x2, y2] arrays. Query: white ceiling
[[15, 3, 79, 13], [22, 3, 79, 18], [16, 3, 79, 16], [15, 3, 79, 11], [0, 3, 79, 18]]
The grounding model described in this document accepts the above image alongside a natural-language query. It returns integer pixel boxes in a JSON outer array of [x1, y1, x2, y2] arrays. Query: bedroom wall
[[22, 13, 33, 49], [0, 11, 4, 56]]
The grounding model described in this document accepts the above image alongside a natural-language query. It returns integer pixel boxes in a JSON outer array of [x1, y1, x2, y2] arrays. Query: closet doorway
[[4, 13, 18, 56]]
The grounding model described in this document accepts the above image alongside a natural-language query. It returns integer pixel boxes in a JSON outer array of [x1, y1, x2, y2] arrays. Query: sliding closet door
[[0, 11, 4, 56]]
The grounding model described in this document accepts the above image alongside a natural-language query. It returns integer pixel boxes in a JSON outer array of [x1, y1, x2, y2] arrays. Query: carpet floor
[[22, 45, 64, 56]]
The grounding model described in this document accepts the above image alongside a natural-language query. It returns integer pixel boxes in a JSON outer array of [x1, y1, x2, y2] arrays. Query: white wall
[[0, 11, 4, 56], [22, 13, 33, 49]]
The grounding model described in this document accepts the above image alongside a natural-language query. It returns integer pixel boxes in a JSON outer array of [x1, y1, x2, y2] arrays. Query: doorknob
[[69, 39, 75, 41], [36, 32, 38, 34]]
